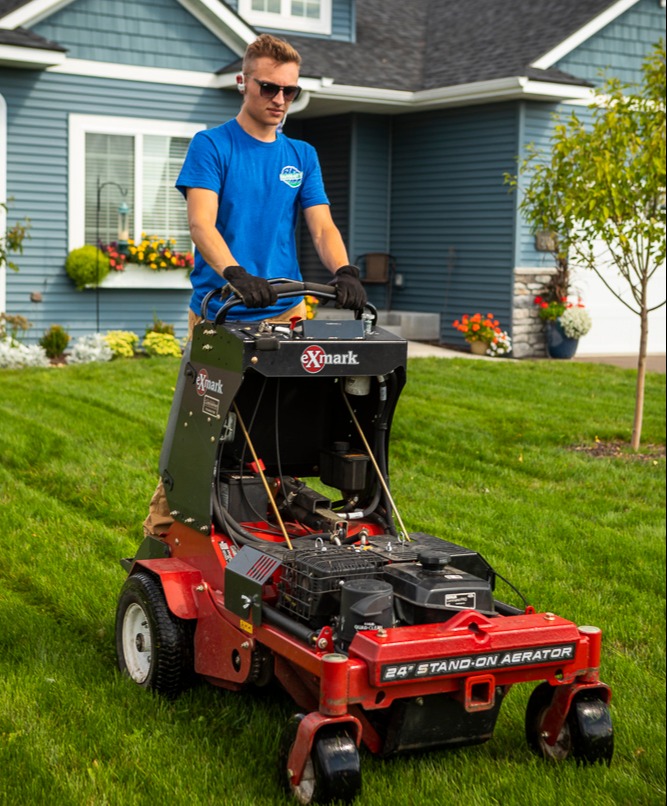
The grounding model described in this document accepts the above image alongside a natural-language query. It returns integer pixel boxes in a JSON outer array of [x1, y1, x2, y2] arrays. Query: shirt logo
[[279, 166, 303, 188]]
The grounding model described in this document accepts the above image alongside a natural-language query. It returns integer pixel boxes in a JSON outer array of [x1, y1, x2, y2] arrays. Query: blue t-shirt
[[176, 119, 329, 320]]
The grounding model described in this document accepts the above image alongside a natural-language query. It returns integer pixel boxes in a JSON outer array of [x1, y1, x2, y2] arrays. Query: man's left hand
[[329, 265, 367, 310]]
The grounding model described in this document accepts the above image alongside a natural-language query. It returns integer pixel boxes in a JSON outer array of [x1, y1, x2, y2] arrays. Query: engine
[[274, 533, 496, 646]]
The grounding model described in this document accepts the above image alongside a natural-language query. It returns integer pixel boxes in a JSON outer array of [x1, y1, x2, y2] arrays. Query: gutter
[[309, 76, 595, 112], [0, 43, 66, 69]]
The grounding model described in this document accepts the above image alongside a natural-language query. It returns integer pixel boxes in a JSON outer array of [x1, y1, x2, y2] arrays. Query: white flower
[[488, 330, 512, 357], [559, 307, 592, 339], [0, 337, 50, 369], [67, 333, 113, 364]]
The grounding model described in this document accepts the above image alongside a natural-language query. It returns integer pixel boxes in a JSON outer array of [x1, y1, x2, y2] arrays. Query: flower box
[[99, 264, 190, 290]]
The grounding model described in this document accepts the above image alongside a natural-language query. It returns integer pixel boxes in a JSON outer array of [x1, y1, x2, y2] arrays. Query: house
[[1, 0, 664, 356]]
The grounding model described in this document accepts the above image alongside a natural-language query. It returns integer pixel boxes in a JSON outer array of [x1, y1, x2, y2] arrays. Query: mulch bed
[[571, 441, 666, 462]]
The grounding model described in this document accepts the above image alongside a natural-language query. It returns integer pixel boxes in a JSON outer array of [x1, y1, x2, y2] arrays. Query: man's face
[[242, 57, 301, 129]]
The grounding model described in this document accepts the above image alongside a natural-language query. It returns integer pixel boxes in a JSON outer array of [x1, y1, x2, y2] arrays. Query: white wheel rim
[[122, 602, 153, 684], [291, 757, 315, 805], [538, 707, 572, 760]]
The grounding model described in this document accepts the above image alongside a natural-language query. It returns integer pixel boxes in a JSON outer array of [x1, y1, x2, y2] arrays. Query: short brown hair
[[242, 33, 301, 73]]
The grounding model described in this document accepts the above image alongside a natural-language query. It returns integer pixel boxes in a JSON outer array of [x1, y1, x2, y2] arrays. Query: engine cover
[[383, 550, 495, 624]]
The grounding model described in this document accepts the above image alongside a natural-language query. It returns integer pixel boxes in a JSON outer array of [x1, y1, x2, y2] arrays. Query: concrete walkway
[[407, 341, 666, 373]]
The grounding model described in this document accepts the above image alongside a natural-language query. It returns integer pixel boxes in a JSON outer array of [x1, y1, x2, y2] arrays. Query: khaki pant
[[143, 300, 308, 537]]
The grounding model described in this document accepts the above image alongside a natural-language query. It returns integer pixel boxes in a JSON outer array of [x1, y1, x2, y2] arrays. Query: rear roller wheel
[[279, 715, 362, 804], [115, 571, 194, 698], [525, 683, 613, 765]]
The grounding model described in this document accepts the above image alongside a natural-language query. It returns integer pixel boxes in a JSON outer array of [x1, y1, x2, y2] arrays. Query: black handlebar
[[200, 278, 377, 327]]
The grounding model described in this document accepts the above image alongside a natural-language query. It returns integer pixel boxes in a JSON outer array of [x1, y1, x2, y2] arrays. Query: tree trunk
[[631, 308, 649, 451]]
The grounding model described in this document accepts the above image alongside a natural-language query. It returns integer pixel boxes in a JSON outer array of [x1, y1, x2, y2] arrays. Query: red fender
[[288, 711, 362, 787], [132, 558, 203, 619], [541, 681, 612, 746]]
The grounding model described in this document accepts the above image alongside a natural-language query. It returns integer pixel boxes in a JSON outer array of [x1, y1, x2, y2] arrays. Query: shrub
[[142, 332, 182, 358], [0, 312, 32, 342], [67, 334, 113, 364], [39, 324, 70, 359], [145, 314, 175, 337], [104, 330, 139, 359], [0, 339, 50, 369], [65, 246, 110, 290]]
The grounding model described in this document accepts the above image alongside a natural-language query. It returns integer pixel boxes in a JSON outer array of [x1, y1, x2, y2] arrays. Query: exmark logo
[[196, 368, 223, 396], [301, 345, 360, 374]]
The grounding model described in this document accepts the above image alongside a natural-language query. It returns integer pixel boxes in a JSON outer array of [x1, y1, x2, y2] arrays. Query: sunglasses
[[252, 77, 302, 102]]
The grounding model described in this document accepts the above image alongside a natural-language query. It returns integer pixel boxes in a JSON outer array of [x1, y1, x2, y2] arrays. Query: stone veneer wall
[[512, 267, 558, 358]]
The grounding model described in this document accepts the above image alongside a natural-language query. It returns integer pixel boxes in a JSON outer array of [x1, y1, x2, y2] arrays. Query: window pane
[[291, 0, 320, 18], [253, 0, 280, 11], [142, 135, 191, 254], [85, 133, 134, 246]]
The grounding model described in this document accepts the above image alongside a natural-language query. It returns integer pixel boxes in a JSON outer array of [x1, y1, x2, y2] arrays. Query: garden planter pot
[[468, 340, 488, 356], [545, 320, 579, 359]]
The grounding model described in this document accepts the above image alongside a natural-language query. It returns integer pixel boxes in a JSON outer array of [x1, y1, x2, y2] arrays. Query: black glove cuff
[[222, 265, 248, 282], [334, 264, 360, 280]]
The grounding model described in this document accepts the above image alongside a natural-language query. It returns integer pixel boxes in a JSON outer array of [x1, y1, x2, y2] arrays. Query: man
[[179, 32, 365, 334], [143, 33, 365, 538]]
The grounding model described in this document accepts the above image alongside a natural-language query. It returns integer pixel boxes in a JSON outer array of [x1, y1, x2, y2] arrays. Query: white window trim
[[68, 114, 204, 253], [238, 0, 332, 36]]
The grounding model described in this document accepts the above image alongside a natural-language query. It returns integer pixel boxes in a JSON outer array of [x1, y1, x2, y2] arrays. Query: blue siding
[[390, 104, 520, 345], [1, 68, 239, 342], [555, 0, 665, 86], [349, 114, 391, 265], [516, 101, 562, 268], [33, 0, 236, 72]]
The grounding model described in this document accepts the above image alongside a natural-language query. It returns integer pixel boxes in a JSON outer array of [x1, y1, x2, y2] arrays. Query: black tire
[[115, 571, 194, 699], [525, 683, 613, 765], [568, 694, 614, 765], [279, 715, 362, 804]]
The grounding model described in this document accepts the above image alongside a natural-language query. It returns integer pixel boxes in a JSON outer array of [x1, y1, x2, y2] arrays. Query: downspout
[[510, 100, 527, 342], [0, 93, 7, 314]]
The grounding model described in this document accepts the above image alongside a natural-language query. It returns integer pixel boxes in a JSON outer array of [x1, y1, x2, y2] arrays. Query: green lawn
[[0, 356, 664, 805]]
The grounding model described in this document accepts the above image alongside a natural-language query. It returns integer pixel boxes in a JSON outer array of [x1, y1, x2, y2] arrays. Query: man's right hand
[[222, 265, 278, 308]]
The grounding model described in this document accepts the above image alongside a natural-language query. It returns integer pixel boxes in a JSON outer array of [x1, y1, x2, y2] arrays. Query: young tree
[[510, 41, 666, 451]]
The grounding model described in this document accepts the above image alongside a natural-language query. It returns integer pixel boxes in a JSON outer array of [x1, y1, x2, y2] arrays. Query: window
[[239, 0, 332, 35], [69, 116, 204, 254]]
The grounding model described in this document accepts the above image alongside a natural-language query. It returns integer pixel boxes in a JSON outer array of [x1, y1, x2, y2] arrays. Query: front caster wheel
[[525, 683, 613, 765], [280, 715, 362, 804], [115, 571, 193, 698]]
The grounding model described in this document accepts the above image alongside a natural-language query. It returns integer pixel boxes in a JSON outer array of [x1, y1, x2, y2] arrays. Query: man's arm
[[186, 187, 276, 308], [187, 187, 235, 276], [303, 204, 350, 273], [304, 204, 366, 309]]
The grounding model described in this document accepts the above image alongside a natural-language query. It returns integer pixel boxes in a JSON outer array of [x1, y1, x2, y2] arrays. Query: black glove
[[223, 265, 277, 309], [329, 264, 367, 310]]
